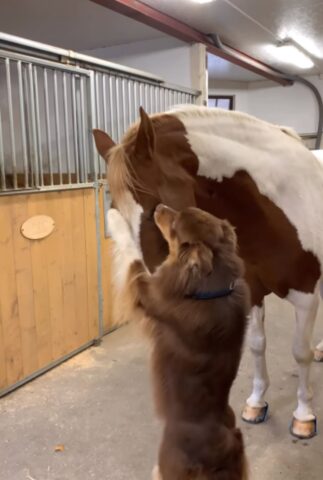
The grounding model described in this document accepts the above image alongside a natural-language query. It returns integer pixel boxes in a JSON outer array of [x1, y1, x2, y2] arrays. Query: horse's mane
[[108, 125, 155, 214]]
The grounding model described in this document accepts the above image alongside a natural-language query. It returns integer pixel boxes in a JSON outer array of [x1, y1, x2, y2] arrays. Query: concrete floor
[[1, 295, 323, 480]]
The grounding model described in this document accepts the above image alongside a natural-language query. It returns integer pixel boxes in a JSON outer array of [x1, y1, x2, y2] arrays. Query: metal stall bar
[[127, 79, 133, 125], [80, 75, 88, 182], [17, 61, 29, 188], [28, 63, 39, 187], [5, 58, 17, 189], [0, 110, 5, 190], [134, 81, 139, 119], [53, 70, 62, 185], [94, 72, 102, 178], [63, 72, 72, 184], [109, 76, 117, 142], [121, 78, 127, 134], [71, 75, 80, 184], [44, 69, 54, 186], [88, 70, 98, 182], [115, 77, 122, 141], [33, 66, 44, 186]]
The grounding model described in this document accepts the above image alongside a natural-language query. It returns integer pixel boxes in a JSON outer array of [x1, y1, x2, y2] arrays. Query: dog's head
[[154, 205, 238, 281]]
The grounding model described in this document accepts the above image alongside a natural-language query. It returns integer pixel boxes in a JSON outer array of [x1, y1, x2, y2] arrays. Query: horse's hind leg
[[314, 281, 323, 361], [287, 287, 319, 439], [242, 303, 270, 424]]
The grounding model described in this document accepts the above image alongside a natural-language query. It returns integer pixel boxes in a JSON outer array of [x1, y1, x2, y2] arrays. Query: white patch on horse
[[114, 190, 143, 250], [174, 107, 323, 271], [107, 208, 142, 289]]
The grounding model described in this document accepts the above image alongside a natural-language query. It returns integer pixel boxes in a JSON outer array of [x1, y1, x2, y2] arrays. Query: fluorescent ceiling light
[[192, 0, 215, 4], [268, 42, 314, 69]]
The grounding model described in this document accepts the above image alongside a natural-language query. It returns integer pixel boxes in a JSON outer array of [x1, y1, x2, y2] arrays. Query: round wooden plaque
[[21, 215, 55, 240]]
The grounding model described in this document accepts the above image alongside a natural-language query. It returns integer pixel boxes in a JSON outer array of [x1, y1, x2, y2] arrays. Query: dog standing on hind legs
[[108, 204, 250, 480]]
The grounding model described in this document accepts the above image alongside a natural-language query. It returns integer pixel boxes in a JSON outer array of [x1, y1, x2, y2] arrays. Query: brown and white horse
[[94, 106, 323, 439]]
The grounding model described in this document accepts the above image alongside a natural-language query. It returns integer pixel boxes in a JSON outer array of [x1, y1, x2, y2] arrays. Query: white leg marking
[[152, 465, 162, 480], [107, 208, 142, 289], [315, 339, 323, 352], [287, 288, 319, 422], [247, 304, 270, 408]]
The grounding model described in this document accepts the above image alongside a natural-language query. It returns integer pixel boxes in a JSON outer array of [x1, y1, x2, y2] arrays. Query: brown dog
[[108, 205, 250, 480]]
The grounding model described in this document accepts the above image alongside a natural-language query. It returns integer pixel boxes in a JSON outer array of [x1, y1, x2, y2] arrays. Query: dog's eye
[[180, 242, 190, 250]]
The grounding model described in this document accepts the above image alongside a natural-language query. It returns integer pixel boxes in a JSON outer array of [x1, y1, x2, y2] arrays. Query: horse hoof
[[290, 417, 317, 439], [241, 402, 268, 424], [314, 349, 323, 362]]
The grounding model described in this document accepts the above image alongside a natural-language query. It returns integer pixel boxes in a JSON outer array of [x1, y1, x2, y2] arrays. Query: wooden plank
[[51, 191, 77, 354], [70, 190, 90, 346], [83, 189, 99, 338], [0, 304, 7, 389], [11, 195, 38, 377], [27, 194, 53, 367], [0, 197, 23, 386], [43, 193, 66, 360]]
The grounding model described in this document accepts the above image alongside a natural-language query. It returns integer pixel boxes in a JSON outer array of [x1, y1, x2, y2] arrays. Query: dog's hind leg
[[242, 303, 269, 424]]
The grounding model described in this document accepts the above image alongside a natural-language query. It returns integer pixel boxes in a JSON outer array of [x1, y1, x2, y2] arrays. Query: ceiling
[[207, 53, 261, 81], [142, 0, 323, 77], [0, 0, 163, 50], [0, 0, 322, 82]]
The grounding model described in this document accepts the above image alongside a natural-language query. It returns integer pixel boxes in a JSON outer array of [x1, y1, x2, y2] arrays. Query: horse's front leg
[[242, 303, 270, 424], [287, 288, 319, 439], [314, 339, 323, 362]]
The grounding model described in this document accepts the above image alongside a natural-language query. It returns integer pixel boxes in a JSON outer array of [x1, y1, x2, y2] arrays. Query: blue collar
[[188, 282, 235, 300]]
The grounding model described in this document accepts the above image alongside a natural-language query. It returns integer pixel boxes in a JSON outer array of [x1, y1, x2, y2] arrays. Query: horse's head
[[93, 107, 198, 271]]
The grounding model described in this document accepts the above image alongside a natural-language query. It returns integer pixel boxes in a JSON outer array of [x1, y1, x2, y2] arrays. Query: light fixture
[[191, 0, 215, 4], [268, 39, 314, 69]]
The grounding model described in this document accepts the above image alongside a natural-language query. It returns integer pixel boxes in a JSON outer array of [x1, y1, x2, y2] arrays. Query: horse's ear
[[135, 107, 155, 159], [93, 129, 116, 163]]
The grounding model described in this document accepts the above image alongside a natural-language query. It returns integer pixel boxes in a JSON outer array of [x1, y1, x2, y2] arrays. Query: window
[[208, 95, 234, 110]]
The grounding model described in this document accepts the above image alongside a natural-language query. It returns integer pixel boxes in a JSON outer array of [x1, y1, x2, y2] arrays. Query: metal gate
[[0, 33, 199, 396]]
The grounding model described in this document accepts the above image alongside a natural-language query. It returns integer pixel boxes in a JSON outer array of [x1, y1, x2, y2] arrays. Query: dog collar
[[188, 281, 235, 300]]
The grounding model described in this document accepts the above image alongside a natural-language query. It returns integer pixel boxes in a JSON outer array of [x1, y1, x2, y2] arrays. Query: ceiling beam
[[91, 0, 292, 86]]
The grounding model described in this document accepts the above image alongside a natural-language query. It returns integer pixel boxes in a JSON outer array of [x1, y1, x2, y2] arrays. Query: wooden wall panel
[[0, 189, 99, 394], [0, 198, 24, 386]]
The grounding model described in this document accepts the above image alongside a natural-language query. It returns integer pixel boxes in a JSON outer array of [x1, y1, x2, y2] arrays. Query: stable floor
[[1, 295, 323, 480]]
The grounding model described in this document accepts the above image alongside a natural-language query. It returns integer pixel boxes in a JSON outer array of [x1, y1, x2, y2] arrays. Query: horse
[[93, 105, 323, 439]]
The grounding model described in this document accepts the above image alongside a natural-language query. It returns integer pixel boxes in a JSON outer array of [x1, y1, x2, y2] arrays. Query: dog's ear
[[221, 220, 237, 250], [180, 241, 213, 276]]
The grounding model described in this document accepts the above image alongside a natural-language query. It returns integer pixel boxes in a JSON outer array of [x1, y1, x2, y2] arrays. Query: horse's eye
[[145, 207, 156, 220]]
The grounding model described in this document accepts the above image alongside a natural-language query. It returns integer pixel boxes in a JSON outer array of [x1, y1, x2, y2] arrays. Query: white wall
[[208, 80, 250, 113], [209, 75, 323, 136], [247, 76, 323, 135], [83, 37, 194, 89]]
